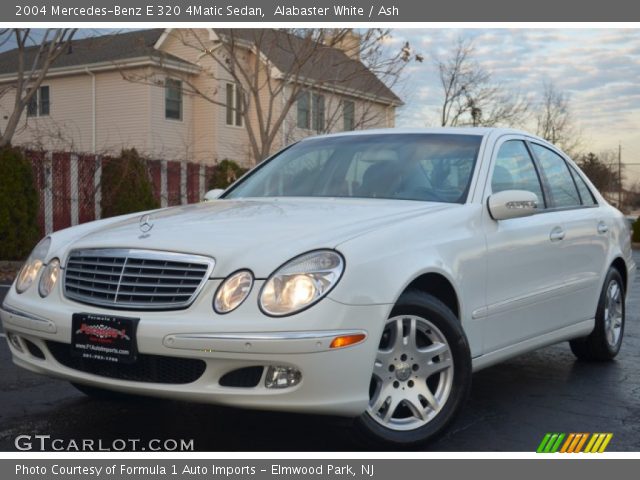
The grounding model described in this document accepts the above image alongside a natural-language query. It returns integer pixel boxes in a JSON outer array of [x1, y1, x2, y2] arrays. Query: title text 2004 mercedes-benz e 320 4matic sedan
[[1, 128, 636, 446]]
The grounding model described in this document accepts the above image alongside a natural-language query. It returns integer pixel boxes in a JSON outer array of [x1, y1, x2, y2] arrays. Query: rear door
[[529, 143, 608, 325]]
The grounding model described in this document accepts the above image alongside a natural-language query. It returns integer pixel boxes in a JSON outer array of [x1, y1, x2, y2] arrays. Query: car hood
[[63, 198, 455, 277]]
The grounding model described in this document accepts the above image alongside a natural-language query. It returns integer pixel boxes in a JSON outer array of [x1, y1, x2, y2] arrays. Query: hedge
[[0, 147, 40, 260], [101, 148, 159, 218], [208, 159, 248, 190]]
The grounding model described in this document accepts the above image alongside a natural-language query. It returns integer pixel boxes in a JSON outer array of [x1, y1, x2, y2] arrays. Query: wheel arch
[[399, 271, 461, 321], [610, 256, 628, 293]]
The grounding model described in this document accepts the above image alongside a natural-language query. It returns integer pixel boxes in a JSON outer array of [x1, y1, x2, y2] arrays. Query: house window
[[312, 93, 325, 132], [297, 91, 325, 132], [165, 78, 182, 120], [297, 91, 310, 129], [27, 86, 50, 117], [226, 82, 243, 126], [343, 100, 355, 131]]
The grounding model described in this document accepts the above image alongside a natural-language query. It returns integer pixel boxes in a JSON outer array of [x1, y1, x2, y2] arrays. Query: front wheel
[[570, 267, 625, 361], [354, 290, 471, 447]]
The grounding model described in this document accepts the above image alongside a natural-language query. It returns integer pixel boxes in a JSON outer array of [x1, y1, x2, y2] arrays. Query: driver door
[[481, 137, 568, 353]]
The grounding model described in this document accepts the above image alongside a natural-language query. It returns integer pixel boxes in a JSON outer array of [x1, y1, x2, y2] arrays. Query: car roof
[[301, 127, 537, 140]]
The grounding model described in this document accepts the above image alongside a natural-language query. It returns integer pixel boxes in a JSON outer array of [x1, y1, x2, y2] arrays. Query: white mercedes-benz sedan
[[1, 128, 635, 446]]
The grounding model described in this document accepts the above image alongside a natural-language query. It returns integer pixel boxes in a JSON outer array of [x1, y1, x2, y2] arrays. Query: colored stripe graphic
[[537, 433, 613, 453], [537, 433, 565, 453], [559, 433, 575, 453], [574, 433, 590, 453], [537, 433, 552, 453], [598, 433, 613, 453], [584, 433, 614, 453]]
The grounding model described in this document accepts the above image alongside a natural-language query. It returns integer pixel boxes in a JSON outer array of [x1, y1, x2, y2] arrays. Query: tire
[[354, 290, 472, 447], [71, 382, 143, 401], [569, 267, 625, 361]]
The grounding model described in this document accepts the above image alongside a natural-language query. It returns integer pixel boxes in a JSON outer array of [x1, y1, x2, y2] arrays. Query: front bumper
[[1, 280, 390, 417]]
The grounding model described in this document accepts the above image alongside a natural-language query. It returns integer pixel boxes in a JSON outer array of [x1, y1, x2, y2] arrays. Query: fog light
[[7, 332, 23, 352], [265, 366, 302, 389]]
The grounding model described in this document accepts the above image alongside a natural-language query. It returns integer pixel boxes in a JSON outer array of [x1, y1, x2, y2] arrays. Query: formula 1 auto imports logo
[[536, 433, 613, 453], [76, 323, 130, 340]]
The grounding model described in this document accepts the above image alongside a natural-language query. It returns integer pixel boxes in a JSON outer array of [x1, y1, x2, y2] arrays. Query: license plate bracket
[[71, 313, 139, 364]]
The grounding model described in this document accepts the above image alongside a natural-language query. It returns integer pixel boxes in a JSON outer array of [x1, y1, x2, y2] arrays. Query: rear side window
[[569, 166, 597, 206], [532, 144, 581, 208], [491, 140, 545, 207]]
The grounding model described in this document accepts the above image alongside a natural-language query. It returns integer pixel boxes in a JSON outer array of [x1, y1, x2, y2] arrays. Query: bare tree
[[0, 29, 77, 148], [123, 28, 419, 164], [435, 37, 529, 128], [535, 81, 581, 156]]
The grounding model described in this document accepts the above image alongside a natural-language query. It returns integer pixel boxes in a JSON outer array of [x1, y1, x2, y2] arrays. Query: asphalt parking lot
[[1, 251, 639, 451]]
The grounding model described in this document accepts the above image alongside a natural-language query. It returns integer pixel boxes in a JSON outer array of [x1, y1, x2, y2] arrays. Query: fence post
[[161, 160, 168, 208], [180, 161, 187, 205], [199, 164, 205, 201], [94, 155, 102, 220], [70, 153, 79, 226], [44, 152, 53, 235]]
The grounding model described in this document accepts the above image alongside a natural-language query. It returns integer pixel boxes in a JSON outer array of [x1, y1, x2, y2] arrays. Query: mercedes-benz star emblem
[[139, 214, 154, 234]]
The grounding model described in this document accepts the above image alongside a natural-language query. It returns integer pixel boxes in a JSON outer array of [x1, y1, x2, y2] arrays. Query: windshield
[[224, 134, 483, 203]]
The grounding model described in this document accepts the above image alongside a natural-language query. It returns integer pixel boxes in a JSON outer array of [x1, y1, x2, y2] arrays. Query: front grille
[[46, 341, 207, 384], [64, 249, 214, 310]]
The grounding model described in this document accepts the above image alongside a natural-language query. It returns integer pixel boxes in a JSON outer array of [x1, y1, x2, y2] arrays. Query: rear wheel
[[570, 267, 625, 361], [354, 290, 471, 446]]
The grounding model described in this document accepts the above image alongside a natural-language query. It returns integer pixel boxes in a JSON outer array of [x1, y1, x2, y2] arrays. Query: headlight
[[15, 237, 51, 294], [260, 250, 344, 316], [214, 270, 254, 313], [38, 258, 61, 298]]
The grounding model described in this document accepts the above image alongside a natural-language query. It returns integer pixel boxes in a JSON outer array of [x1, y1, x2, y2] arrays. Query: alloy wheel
[[367, 315, 454, 431], [604, 279, 623, 348]]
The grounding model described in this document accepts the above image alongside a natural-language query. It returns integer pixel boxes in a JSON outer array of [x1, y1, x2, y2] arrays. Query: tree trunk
[[0, 107, 24, 148]]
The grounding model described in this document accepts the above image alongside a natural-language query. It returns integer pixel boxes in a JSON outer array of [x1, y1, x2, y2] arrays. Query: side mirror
[[488, 190, 539, 221], [203, 189, 224, 201]]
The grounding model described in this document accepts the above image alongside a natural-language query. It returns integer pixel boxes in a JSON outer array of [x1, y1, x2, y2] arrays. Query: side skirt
[[471, 319, 595, 372]]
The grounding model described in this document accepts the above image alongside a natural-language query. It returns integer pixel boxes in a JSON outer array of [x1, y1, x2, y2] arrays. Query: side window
[[532, 144, 581, 208], [343, 100, 355, 131], [297, 91, 310, 129], [225, 83, 243, 127], [569, 165, 597, 206], [165, 78, 182, 120], [491, 140, 545, 207], [26, 86, 50, 117]]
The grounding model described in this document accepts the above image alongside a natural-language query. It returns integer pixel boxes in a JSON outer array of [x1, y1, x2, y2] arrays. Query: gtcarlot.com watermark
[[15, 435, 194, 451]]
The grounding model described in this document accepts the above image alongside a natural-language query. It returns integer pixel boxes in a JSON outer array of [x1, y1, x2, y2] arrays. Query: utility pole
[[618, 143, 622, 209]]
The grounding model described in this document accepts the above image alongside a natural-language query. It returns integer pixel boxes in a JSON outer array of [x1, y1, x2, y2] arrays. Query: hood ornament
[[139, 214, 154, 236]]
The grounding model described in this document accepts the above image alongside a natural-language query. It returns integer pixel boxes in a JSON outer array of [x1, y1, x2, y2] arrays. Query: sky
[[390, 28, 640, 178]]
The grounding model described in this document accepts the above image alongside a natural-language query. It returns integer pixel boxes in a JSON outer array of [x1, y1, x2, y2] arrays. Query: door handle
[[597, 222, 609, 234], [550, 226, 565, 242]]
